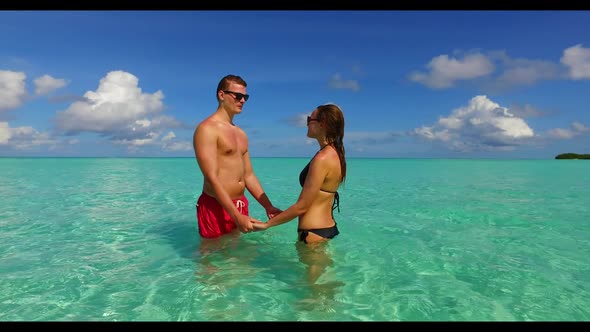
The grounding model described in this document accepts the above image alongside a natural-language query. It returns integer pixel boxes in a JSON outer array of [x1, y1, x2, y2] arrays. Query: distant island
[[555, 153, 590, 159]]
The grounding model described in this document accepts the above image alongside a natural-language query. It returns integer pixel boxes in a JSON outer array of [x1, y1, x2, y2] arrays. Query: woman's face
[[306, 109, 321, 138]]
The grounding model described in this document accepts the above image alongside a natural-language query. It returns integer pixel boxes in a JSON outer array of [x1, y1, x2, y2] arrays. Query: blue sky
[[1, 11, 589, 158]]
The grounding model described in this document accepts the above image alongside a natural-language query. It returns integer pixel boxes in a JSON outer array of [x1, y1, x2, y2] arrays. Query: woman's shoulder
[[312, 146, 339, 168]]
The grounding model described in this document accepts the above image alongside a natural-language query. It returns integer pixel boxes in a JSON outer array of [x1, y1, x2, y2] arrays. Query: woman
[[253, 103, 346, 244]]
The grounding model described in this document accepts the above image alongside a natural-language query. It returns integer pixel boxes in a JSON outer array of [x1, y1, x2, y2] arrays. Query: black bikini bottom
[[298, 224, 339, 243]]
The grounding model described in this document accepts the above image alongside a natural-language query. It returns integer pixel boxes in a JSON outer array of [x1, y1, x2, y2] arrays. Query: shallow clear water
[[1, 158, 589, 321]]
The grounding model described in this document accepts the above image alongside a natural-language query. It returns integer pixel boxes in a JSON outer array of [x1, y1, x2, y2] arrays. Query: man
[[193, 74, 281, 238]]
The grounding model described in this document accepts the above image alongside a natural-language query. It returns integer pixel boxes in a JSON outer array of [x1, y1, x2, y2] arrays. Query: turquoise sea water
[[0, 157, 589, 321]]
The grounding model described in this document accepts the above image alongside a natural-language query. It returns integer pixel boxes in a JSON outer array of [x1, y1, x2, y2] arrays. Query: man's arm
[[242, 138, 282, 218], [243, 150, 272, 208], [193, 123, 253, 232]]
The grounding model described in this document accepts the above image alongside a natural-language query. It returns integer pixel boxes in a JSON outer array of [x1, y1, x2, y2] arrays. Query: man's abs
[[203, 179, 246, 200]]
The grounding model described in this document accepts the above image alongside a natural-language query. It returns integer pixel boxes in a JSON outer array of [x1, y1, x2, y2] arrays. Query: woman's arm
[[265, 154, 330, 228]]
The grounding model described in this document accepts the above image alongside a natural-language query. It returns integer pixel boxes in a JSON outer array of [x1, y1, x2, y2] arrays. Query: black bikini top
[[299, 146, 340, 213]]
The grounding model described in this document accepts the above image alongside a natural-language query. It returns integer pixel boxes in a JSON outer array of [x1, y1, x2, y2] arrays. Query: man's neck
[[214, 106, 235, 124]]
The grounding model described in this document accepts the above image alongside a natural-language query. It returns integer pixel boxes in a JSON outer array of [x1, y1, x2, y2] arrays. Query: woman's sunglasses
[[307, 116, 320, 125]]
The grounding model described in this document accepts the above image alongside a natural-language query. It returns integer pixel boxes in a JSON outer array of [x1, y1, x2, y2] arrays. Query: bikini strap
[[332, 192, 340, 213], [298, 230, 309, 244]]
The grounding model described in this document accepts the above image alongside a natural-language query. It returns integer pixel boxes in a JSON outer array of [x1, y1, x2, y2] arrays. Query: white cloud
[[34, 74, 67, 95], [0, 122, 10, 144], [52, 70, 192, 152], [113, 131, 160, 146], [572, 122, 589, 133], [410, 46, 590, 92], [162, 131, 175, 141], [414, 126, 454, 142], [413, 95, 535, 151], [0, 121, 56, 149], [163, 140, 192, 151], [508, 103, 546, 118], [159, 131, 192, 151], [328, 73, 360, 92], [561, 44, 590, 80], [0, 70, 27, 111], [120, 116, 183, 141], [547, 122, 590, 139], [494, 58, 559, 88], [410, 53, 494, 89], [547, 127, 575, 139], [55, 70, 165, 134]]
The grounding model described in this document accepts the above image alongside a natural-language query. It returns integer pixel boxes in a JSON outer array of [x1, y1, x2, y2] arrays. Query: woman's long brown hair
[[317, 104, 346, 184]]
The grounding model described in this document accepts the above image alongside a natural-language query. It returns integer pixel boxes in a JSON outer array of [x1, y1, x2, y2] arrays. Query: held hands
[[238, 215, 268, 234], [236, 214, 254, 233], [265, 205, 282, 219], [253, 204, 280, 233], [251, 218, 269, 232], [252, 204, 281, 233]]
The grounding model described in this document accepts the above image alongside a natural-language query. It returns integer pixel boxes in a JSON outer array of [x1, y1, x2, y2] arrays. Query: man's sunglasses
[[307, 116, 320, 125], [223, 90, 250, 102]]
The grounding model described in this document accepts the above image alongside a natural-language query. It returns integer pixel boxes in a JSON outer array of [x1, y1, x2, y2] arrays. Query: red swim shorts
[[196, 192, 249, 238]]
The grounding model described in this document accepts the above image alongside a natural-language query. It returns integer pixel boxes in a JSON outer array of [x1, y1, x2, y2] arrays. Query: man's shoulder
[[197, 114, 220, 127], [195, 117, 217, 134]]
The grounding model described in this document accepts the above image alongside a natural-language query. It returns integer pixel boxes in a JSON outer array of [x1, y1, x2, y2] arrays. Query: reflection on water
[[192, 232, 345, 318], [193, 230, 251, 289], [192, 231, 265, 321], [294, 241, 345, 313]]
